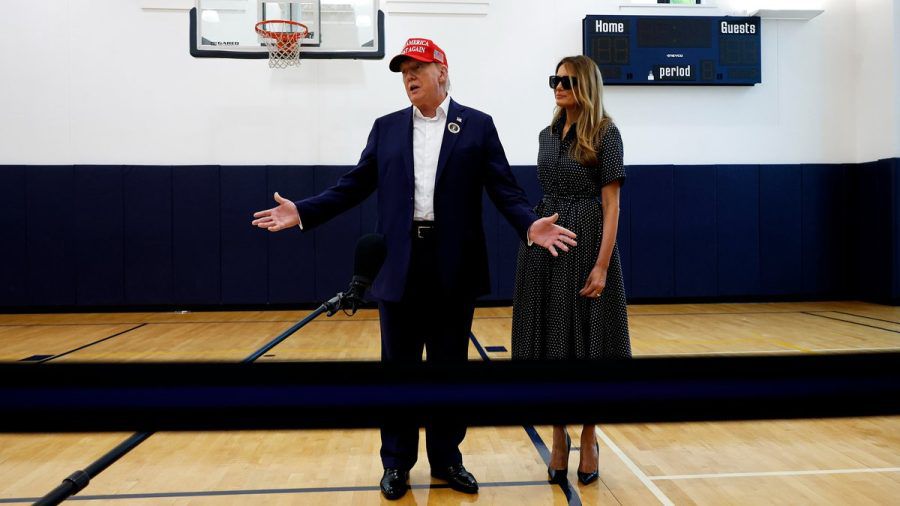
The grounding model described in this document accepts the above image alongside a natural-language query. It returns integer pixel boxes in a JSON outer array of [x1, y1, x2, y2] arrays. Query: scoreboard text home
[[583, 15, 761, 85]]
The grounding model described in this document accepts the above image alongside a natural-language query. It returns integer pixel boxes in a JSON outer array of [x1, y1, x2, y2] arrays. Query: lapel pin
[[456, 116, 462, 122], [448, 122, 460, 134]]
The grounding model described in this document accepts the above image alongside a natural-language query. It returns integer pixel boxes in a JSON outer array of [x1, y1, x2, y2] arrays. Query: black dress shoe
[[380, 468, 409, 500], [547, 432, 571, 484], [431, 463, 478, 494], [577, 442, 600, 485]]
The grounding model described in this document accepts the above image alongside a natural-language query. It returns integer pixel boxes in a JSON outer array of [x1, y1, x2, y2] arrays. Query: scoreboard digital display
[[583, 15, 761, 85]]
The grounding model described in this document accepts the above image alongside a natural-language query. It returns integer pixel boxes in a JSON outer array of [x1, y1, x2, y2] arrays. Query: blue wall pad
[[124, 166, 174, 305], [852, 160, 893, 301], [893, 159, 900, 303], [220, 166, 269, 304], [173, 166, 221, 305], [267, 166, 317, 304], [673, 165, 717, 297], [801, 164, 849, 296], [74, 165, 124, 306], [759, 164, 802, 295], [629, 165, 675, 298], [27, 166, 76, 306], [3, 160, 898, 308], [716, 165, 760, 297], [491, 166, 544, 300], [0, 166, 27, 306]]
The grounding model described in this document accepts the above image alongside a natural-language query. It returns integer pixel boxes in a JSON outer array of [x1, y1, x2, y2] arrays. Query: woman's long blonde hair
[[551, 55, 612, 167]]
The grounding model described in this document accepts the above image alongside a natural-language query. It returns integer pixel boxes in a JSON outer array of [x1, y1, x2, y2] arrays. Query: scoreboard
[[583, 15, 761, 85]]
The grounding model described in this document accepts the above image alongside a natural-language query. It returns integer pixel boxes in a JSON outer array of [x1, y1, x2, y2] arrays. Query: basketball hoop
[[255, 20, 309, 69]]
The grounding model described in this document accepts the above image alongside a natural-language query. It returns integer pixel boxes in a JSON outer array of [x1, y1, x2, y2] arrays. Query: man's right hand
[[527, 213, 577, 257], [252, 192, 300, 232]]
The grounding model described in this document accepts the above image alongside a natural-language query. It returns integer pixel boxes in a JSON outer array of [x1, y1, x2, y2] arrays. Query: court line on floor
[[35, 324, 147, 363], [0, 316, 517, 326], [831, 311, 900, 326], [469, 333, 584, 506], [0, 480, 555, 504], [595, 428, 674, 506], [649, 467, 900, 481], [3, 308, 882, 327], [801, 312, 900, 334], [636, 347, 900, 357], [0, 320, 383, 326], [629, 310, 820, 317]]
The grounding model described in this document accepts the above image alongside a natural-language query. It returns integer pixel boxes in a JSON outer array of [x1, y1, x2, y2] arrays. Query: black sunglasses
[[549, 75, 577, 90]]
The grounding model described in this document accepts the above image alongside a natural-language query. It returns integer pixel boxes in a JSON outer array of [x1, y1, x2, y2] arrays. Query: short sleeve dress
[[511, 117, 631, 360]]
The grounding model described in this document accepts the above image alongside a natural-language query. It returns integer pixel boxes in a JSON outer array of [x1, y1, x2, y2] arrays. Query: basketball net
[[255, 20, 308, 69]]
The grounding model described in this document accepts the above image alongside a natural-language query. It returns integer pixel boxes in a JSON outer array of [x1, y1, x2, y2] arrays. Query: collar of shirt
[[413, 94, 451, 121]]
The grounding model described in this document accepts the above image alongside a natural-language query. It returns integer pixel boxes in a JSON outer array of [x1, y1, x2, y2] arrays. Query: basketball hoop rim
[[254, 19, 309, 41]]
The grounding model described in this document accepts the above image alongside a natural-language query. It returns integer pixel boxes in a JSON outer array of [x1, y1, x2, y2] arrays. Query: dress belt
[[542, 194, 599, 200]]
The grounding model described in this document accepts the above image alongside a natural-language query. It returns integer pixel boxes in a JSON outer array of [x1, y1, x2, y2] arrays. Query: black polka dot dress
[[512, 118, 631, 360]]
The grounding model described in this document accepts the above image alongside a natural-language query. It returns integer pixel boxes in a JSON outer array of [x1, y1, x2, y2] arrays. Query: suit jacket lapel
[[402, 107, 415, 196], [435, 99, 463, 185]]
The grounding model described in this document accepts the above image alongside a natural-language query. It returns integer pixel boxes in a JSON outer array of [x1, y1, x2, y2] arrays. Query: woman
[[512, 55, 631, 485]]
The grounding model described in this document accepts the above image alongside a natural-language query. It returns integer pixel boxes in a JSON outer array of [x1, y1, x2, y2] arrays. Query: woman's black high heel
[[547, 432, 571, 484], [577, 442, 600, 485]]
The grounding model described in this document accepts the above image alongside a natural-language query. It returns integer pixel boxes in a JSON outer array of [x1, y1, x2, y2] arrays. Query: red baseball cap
[[389, 38, 448, 72]]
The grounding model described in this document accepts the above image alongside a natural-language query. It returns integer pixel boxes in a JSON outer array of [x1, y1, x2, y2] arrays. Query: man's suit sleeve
[[482, 116, 538, 243], [294, 121, 379, 231]]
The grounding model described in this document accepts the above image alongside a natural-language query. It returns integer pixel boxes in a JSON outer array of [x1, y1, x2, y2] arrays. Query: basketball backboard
[[190, 1, 383, 60]]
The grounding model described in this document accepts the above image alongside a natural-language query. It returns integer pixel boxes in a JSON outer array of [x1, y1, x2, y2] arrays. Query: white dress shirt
[[411, 94, 451, 221], [299, 94, 451, 230]]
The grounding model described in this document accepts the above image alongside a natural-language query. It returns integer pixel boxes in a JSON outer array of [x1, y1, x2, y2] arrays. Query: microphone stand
[[244, 290, 359, 362], [36, 288, 365, 506]]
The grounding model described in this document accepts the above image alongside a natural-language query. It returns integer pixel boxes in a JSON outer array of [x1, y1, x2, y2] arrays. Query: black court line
[[0, 320, 382, 327], [0, 480, 552, 503], [630, 310, 821, 317], [33, 324, 146, 364], [802, 312, 900, 335], [831, 311, 900, 326], [5, 309, 890, 328], [0, 316, 519, 327], [469, 332, 582, 506]]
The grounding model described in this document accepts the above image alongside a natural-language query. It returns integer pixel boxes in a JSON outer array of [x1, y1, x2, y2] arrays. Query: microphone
[[335, 234, 387, 315]]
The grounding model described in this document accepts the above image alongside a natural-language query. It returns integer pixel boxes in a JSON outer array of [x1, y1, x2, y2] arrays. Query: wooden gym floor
[[0, 301, 898, 505]]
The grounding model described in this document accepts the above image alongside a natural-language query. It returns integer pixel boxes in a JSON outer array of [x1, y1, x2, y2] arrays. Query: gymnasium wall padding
[[0, 166, 26, 306], [173, 166, 221, 305], [673, 165, 717, 297], [124, 165, 174, 305], [1, 159, 897, 308]]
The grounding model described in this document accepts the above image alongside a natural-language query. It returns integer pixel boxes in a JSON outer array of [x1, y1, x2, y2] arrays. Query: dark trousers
[[378, 231, 475, 470]]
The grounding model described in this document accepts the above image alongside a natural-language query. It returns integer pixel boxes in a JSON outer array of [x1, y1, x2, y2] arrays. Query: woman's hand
[[579, 264, 607, 298]]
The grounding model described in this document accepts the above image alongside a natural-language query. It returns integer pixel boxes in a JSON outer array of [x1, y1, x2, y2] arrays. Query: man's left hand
[[528, 213, 577, 257]]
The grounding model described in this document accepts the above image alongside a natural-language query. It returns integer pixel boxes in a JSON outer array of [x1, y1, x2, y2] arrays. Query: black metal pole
[[34, 297, 340, 505], [35, 432, 152, 506], [243, 302, 332, 363]]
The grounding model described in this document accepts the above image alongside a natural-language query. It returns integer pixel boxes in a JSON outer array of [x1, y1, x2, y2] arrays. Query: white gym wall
[[0, 0, 896, 166]]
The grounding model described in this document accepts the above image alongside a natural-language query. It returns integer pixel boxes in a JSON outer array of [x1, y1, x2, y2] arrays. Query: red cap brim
[[389, 52, 437, 72]]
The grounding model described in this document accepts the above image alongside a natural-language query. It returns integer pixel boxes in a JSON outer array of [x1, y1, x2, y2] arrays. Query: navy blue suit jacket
[[295, 99, 537, 302]]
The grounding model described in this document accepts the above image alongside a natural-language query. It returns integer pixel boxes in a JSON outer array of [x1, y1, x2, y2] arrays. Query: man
[[252, 38, 577, 500]]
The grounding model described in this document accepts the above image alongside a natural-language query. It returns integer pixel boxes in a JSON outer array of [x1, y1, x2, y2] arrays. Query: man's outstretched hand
[[251, 192, 300, 232], [528, 213, 577, 257]]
